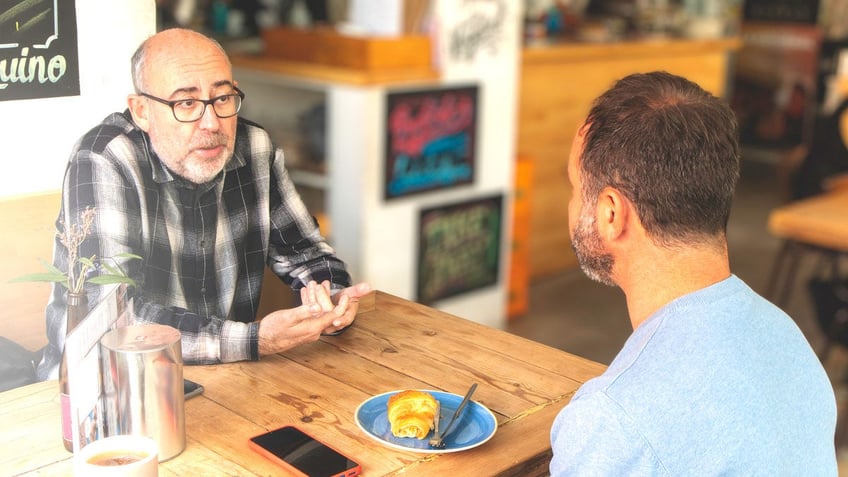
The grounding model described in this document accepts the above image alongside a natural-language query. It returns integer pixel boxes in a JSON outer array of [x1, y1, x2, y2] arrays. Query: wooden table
[[766, 187, 848, 307], [1, 291, 606, 476], [768, 186, 848, 254]]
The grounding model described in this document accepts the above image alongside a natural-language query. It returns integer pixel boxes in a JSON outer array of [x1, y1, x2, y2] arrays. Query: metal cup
[[100, 324, 185, 461]]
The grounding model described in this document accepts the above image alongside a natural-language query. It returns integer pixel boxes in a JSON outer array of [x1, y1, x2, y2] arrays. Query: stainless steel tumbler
[[100, 324, 185, 461]]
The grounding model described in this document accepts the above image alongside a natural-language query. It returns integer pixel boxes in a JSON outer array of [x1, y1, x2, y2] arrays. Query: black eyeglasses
[[138, 87, 245, 123]]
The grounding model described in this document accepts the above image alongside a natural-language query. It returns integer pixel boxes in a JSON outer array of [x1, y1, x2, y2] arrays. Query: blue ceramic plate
[[354, 389, 497, 454]]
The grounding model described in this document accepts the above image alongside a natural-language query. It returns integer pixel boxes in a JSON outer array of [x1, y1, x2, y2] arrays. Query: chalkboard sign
[[1, 0, 80, 101], [384, 85, 478, 200], [417, 195, 502, 304]]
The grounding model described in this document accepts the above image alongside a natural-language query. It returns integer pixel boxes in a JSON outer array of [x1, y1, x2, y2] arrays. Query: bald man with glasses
[[37, 28, 370, 380]]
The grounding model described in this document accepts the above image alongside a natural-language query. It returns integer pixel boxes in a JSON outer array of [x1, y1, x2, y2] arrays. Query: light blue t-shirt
[[550, 275, 837, 476]]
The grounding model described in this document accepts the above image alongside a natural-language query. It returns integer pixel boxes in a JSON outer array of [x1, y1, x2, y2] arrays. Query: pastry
[[387, 390, 438, 439]]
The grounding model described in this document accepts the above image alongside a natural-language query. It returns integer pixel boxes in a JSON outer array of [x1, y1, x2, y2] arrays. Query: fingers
[[299, 280, 370, 332], [346, 282, 371, 299], [314, 280, 334, 311], [299, 285, 309, 307], [322, 295, 362, 335], [331, 293, 350, 327], [262, 281, 366, 347], [301, 280, 334, 314]]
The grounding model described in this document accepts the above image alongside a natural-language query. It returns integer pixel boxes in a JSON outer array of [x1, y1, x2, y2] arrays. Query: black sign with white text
[[1, 0, 80, 101]]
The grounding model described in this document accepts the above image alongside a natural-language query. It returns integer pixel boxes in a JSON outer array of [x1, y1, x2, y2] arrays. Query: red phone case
[[248, 426, 361, 477]]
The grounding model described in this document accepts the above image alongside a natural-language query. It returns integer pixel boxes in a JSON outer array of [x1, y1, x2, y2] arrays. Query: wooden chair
[[765, 187, 848, 358], [766, 187, 848, 300], [766, 96, 848, 314]]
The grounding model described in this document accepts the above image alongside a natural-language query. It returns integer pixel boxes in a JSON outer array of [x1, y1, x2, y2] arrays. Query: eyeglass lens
[[173, 94, 242, 122]]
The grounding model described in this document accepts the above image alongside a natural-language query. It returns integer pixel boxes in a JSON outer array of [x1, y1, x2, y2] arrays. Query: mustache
[[191, 132, 228, 149]]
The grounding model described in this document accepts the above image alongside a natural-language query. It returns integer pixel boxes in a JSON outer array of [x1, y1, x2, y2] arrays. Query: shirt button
[[200, 287, 206, 293]]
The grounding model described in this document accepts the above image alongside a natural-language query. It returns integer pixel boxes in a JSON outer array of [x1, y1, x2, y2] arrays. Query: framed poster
[[0, 0, 80, 101], [384, 85, 478, 200], [417, 195, 502, 304]]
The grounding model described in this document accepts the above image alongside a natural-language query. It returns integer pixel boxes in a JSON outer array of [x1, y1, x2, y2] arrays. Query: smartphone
[[184, 379, 204, 400], [248, 425, 361, 477]]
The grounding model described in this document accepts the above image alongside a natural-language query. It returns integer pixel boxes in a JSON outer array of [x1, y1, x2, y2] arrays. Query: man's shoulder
[[77, 110, 142, 154], [551, 391, 665, 475], [234, 116, 276, 161], [237, 116, 271, 138]]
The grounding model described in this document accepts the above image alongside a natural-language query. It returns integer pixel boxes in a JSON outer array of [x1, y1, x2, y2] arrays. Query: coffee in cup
[[87, 450, 148, 466], [74, 434, 159, 477]]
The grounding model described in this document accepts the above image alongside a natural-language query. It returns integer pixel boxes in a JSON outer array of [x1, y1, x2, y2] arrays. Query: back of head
[[581, 71, 740, 247]]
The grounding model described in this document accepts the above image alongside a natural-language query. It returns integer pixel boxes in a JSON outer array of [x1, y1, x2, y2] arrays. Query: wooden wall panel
[[517, 38, 741, 279]]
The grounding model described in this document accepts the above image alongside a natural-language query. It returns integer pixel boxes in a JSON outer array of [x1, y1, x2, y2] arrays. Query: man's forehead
[[145, 50, 232, 95]]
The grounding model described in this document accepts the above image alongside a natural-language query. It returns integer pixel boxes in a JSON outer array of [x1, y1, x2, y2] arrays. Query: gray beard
[[571, 211, 615, 287]]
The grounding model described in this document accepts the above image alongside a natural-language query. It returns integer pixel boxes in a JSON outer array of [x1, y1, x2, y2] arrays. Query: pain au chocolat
[[387, 390, 438, 439]]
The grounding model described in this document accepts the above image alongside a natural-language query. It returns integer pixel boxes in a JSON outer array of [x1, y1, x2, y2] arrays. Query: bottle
[[60, 292, 88, 452]]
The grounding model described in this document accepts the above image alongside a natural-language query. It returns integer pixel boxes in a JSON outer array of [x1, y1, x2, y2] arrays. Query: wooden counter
[[518, 36, 742, 278]]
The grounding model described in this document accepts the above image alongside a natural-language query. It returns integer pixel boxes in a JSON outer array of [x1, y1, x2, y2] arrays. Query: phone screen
[[249, 426, 360, 477], [183, 379, 204, 400]]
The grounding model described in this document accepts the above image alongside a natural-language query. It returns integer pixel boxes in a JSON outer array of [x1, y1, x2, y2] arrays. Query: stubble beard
[[183, 132, 231, 184], [153, 131, 231, 184], [571, 207, 616, 287]]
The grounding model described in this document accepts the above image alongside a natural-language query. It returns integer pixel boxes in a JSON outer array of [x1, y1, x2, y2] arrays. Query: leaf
[[13, 248, 141, 290], [10, 257, 70, 289], [87, 275, 137, 287], [114, 252, 143, 261], [79, 256, 97, 268], [9, 272, 67, 284], [99, 262, 123, 276], [37, 258, 65, 276]]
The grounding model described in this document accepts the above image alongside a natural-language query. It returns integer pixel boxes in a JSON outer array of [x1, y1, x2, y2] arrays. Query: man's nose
[[198, 104, 221, 130]]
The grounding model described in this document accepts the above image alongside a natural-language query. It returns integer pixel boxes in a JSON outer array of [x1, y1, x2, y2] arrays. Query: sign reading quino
[[1, 0, 80, 101]]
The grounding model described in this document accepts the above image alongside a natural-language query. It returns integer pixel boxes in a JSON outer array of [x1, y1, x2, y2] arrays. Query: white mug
[[74, 434, 159, 477]]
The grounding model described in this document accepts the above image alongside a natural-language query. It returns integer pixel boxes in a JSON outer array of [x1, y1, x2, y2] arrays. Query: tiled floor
[[505, 158, 848, 472]]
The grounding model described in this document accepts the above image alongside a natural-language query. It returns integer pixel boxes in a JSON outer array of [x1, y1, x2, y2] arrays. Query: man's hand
[[325, 281, 371, 335], [257, 281, 371, 356]]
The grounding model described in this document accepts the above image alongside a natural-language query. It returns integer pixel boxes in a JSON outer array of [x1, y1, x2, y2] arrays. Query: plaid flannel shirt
[[37, 111, 351, 380]]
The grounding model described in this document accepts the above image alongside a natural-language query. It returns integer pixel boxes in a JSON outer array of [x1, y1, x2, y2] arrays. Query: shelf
[[522, 36, 742, 65], [238, 27, 439, 86], [231, 54, 439, 86]]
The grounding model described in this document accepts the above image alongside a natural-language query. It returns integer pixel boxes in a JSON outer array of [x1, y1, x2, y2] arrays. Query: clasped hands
[[257, 280, 371, 356]]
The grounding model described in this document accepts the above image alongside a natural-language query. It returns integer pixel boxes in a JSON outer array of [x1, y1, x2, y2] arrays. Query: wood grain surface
[[1, 291, 606, 476]]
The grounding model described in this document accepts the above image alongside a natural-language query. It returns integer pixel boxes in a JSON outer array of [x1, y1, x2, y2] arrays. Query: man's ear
[[127, 94, 150, 132], [595, 186, 630, 242]]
